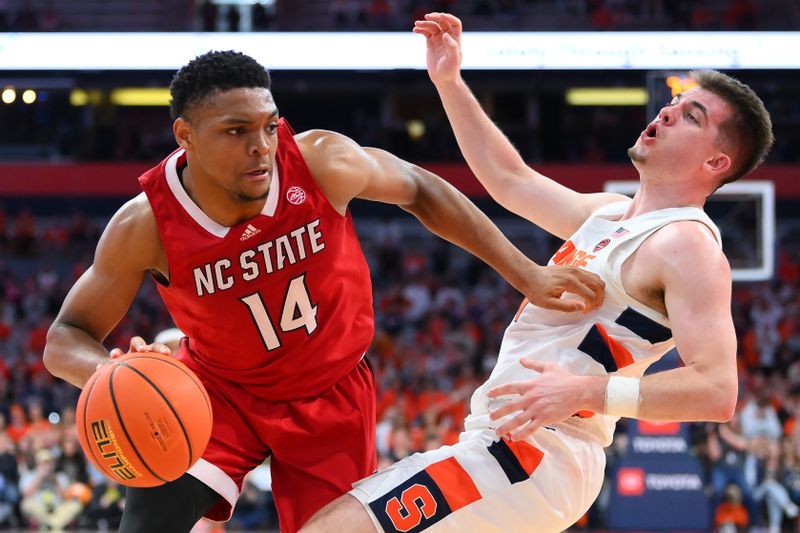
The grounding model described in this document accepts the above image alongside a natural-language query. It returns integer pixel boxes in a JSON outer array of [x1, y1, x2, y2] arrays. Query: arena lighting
[[0, 32, 799, 70], [69, 89, 103, 106], [566, 87, 648, 106], [110, 88, 171, 106], [1, 87, 15, 103], [665, 75, 698, 98], [21, 89, 36, 104]]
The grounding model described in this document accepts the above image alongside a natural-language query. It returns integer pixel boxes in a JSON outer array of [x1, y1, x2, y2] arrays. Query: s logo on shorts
[[368, 457, 481, 533], [369, 471, 447, 533]]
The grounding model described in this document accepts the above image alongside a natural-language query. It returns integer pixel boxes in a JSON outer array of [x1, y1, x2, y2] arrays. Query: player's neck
[[622, 178, 706, 219], [180, 164, 267, 227]]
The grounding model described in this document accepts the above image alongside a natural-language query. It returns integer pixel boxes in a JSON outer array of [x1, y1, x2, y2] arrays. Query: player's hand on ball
[[487, 359, 589, 441], [101, 336, 172, 370], [111, 335, 172, 358], [526, 265, 605, 314]]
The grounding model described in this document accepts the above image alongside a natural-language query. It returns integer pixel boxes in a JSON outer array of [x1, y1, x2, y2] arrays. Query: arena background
[[1, 1, 799, 531]]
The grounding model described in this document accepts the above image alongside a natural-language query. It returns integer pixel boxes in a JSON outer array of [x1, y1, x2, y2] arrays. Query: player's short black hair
[[169, 50, 271, 120]]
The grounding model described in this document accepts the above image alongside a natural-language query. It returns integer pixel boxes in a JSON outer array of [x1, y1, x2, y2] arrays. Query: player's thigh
[[187, 374, 272, 522], [350, 428, 605, 533], [300, 493, 377, 533], [118, 473, 221, 533], [268, 357, 377, 532]]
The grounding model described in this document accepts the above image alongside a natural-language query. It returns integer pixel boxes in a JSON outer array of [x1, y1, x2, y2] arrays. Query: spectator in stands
[[19, 448, 84, 530], [251, 2, 274, 31], [751, 440, 799, 533], [229, 471, 275, 531], [200, 0, 218, 31], [716, 483, 749, 533], [708, 416, 760, 525], [83, 479, 125, 531], [0, 434, 20, 528], [224, 5, 241, 31]]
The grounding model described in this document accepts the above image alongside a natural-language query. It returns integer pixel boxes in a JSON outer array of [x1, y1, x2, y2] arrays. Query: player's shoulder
[[103, 193, 160, 249], [649, 219, 720, 251], [295, 128, 371, 176], [295, 129, 361, 160], [644, 219, 729, 277], [96, 193, 164, 272], [111, 192, 156, 229]]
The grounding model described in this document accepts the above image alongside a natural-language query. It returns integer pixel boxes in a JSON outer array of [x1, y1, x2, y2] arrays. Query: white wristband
[[604, 376, 640, 418]]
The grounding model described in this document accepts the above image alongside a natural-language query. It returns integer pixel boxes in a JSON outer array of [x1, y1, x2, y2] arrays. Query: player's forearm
[[44, 321, 110, 389], [401, 170, 541, 294], [434, 78, 530, 203], [636, 366, 737, 422], [577, 366, 736, 423]]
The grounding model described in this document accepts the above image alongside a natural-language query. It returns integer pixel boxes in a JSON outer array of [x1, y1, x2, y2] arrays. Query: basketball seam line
[[121, 354, 213, 423], [116, 361, 196, 471], [109, 364, 169, 483]]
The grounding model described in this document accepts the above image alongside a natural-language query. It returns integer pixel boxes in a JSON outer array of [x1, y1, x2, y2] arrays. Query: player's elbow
[[43, 322, 69, 379], [707, 380, 738, 422]]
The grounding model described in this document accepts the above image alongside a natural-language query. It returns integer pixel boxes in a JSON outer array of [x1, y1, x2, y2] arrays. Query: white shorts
[[350, 426, 605, 533]]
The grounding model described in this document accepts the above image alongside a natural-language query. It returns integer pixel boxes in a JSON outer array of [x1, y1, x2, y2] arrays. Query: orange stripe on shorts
[[424, 457, 481, 512], [504, 438, 544, 476]]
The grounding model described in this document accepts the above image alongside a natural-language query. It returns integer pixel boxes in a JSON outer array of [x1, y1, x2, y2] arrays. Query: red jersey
[[139, 119, 374, 401]]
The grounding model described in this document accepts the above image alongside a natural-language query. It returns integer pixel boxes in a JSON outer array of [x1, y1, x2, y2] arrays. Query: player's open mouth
[[244, 167, 271, 178], [641, 123, 658, 144]]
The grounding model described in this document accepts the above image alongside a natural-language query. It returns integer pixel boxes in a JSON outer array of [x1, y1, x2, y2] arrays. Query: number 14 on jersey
[[239, 274, 318, 351]]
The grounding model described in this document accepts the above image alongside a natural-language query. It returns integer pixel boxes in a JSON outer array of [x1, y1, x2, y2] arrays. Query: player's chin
[[235, 187, 270, 202], [626, 145, 647, 163]]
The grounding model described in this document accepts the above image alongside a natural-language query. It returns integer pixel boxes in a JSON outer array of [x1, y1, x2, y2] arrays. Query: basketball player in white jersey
[[298, 12, 774, 533]]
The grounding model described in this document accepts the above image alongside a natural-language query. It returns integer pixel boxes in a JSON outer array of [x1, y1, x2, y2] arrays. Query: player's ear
[[704, 151, 731, 176], [173, 117, 192, 150]]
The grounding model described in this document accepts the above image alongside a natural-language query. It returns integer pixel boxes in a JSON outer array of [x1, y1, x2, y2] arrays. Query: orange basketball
[[75, 352, 213, 488]]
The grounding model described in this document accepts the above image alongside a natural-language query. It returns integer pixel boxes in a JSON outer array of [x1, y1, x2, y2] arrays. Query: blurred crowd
[[0, 210, 799, 531], [1, 0, 799, 32]]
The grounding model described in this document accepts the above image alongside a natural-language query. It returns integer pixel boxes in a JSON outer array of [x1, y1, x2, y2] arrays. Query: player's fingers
[[109, 348, 124, 359], [539, 296, 585, 313], [129, 336, 148, 352], [412, 26, 440, 42], [442, 32, 459, 49], [575, 270, 605, 307], [511, 421, 540, 442], [147, 342, 172, 355], [486, 381, 528, 398], [495, 411, 533, 436], [519, 358, 547, 373], [414, 20, 443, 34], [436, 12, 463, 33], [489, 399, 524, 420], [561, 276, 599, 309]]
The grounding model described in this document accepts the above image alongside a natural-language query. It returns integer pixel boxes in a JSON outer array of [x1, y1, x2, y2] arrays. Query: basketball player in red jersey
[[42, 51, 604, 533]]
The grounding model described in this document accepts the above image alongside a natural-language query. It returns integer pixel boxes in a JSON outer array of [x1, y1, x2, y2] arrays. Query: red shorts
[[181, 355, 376, 533]]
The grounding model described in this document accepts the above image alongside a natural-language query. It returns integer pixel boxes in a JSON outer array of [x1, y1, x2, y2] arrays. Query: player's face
[[628, 87, 733, 183], [180, 87, 279, 203]]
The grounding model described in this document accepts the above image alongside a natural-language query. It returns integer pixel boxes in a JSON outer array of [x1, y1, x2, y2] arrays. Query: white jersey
[[465, 199, 722, 446]]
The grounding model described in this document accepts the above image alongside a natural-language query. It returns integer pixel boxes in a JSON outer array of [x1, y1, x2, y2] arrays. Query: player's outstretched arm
[[487, 222, 737, 440], [414, 12, 625, 240], [297, 129, 603, 313], [43, 195, 163, 388]]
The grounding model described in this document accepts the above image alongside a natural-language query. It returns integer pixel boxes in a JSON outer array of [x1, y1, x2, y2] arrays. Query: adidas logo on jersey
[[240, 224, 261, 242]]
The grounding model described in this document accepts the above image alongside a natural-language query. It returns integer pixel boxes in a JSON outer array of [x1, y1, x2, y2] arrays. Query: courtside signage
[[1, 32, 799, 70]]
